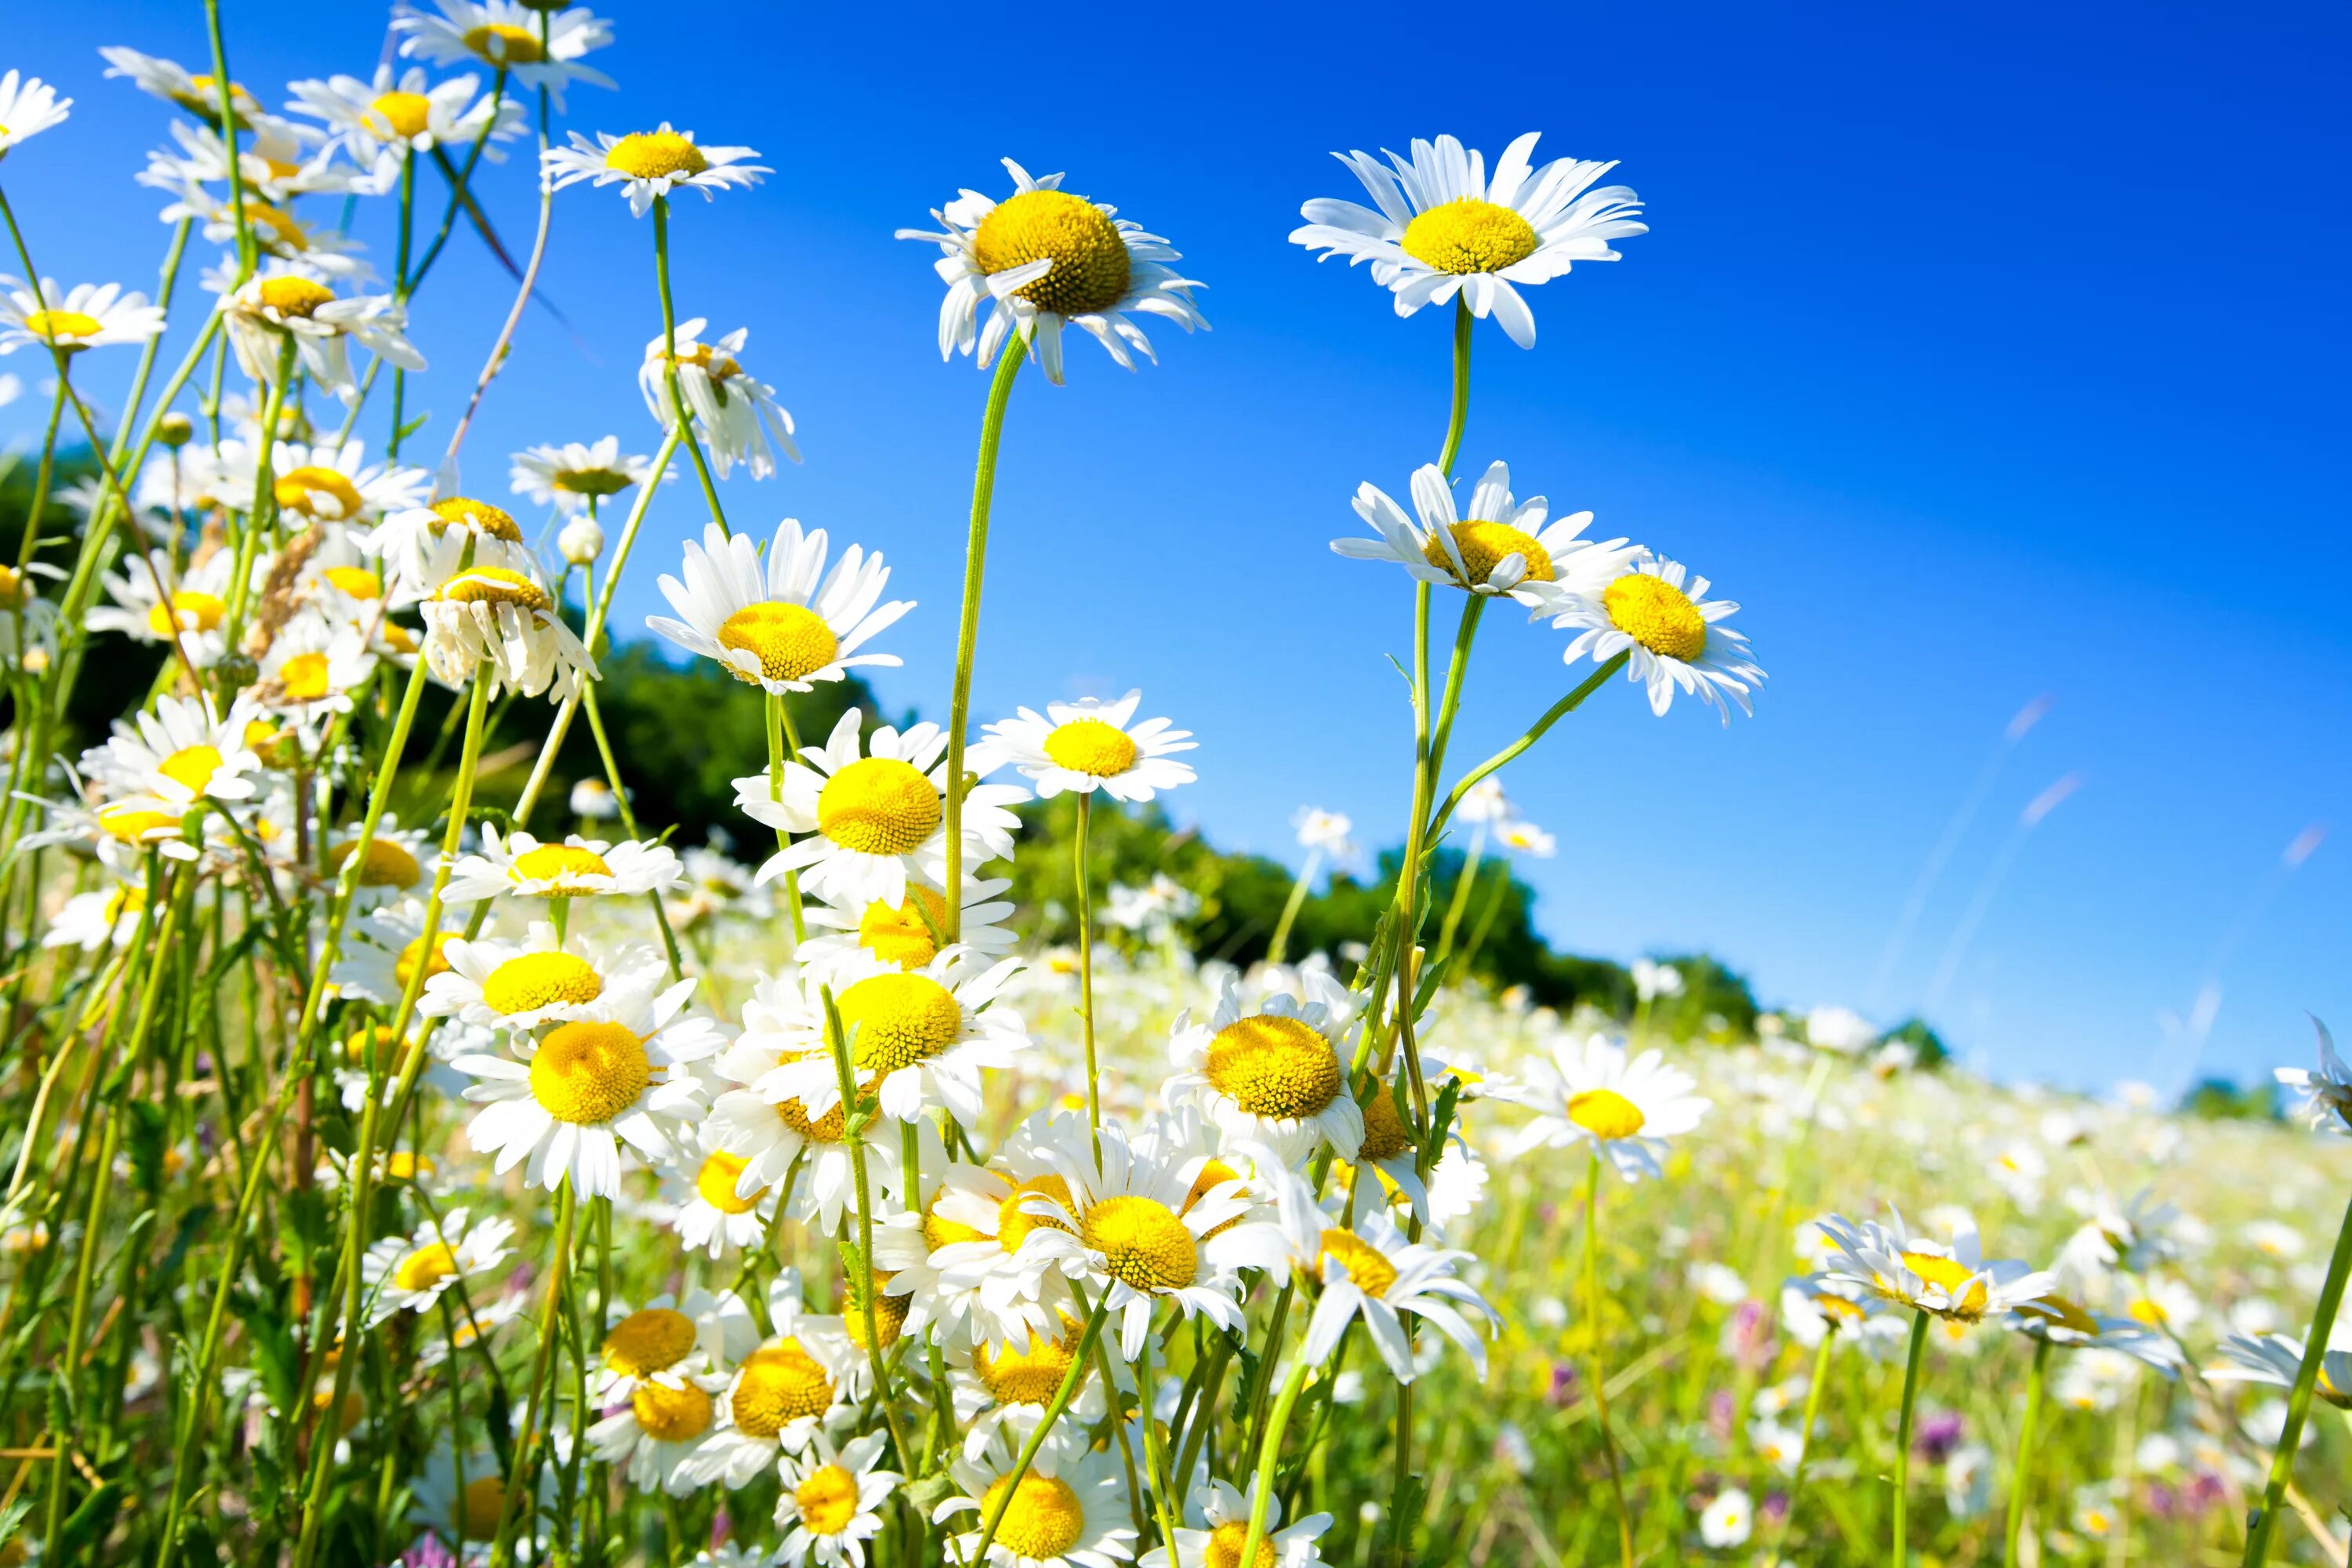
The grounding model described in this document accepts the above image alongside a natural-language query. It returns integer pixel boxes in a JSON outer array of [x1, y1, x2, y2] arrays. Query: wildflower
[[2276, 1017, 2352, 1132], [222, 270, 426, 405], [878, 1116, 1087, 1346], [2008, 1291, 2183, 1373], [420, 922, 660, 1032], [775, 1432, 901, 1567], [330, 895, 469, 1004], [252, 615, 375, 724], [898, 157, 1206, 384], [1258, 1164, 1492, 1382], [1140, 1477, 1332, 1568], [1164, 969, 1367, 1164], [1816, 1210, 2054, 1323], [1293, 807, 1353, 854], [1338, 460, 1636, 607], [558, 515, 603, 566], [393, 1, 616, 106], [975, 690, 1197, 802], [935, 1426, 1138, 1567], [361, 1207, 514, 1327], [637, 318, 799, 477], [0, 71, 71, 155], [440, 826, 681, 904], [1544, 555, 1763, 724], [1503, 1033, 1710, 1180], [2208, 1332, 2352, 1408], [662, 1145, 779, 1258], [84, 546, 253, 669], [544, 124, 768, 216], [239, 438, 434, 527], [0, 278, 165, 354], [80, 691, 263, 835], [98, 46, 264, 125], [1290, 132, 1645, 348], [593, 1288, 757, 1401], [285, 65, 521, 170], [796, 877, 1019, 985], [684, 1287, 859, 1486], [648, 519, 911, 695], [510, 435, 657, 514], [1698, 1487, 1753, 1549], [419, 557, 597, 701], [588, 1363, 730, 1495], [405, 1444, 513, 1551]]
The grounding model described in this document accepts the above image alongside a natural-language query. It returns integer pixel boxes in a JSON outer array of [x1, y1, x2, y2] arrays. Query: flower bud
[[558, 515, 604, 567], [157, 411, 195, 449]]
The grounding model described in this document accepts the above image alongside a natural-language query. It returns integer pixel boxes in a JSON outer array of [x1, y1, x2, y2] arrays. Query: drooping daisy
[[736, 707, 1026, 907], [744, 953, 1032, 1126], [543, 125, 767, 216], [1338, 460, 1639, 608], [2006, 1291, 2184, 1374], [662, 1145, 780, 1258], [509, 435, 659, 514], [2276, 1017, 2352, 1133], [286, 65, 520, 170], [419, 558, 597, 701], [0, 71, 71, 155], [1501, 1033, 1709, 1181], [936, 1426, 1138, 1568], [368, 495, 535, 596], [97, 46, 266, 125], [222, 270, 426, 405], [361, 1207, 515, 1327], [637, 318, 800, 477], [588, 1363, 730, 1496], [1140, 1478, 1332, 1568], [1258, 1165, 1490, 1383], [420, 922, 660, 1033], [440, 826, 681, 905], [648, 519, 913, 695], [393, 1, 616, 105], [1164, 969, 1367, 1164], [976, 691, 1196, 803], [1544, 555, 1765, 724], [1816, 1210, 2056, 1325], [449, 972, 722, 1197], [84, 545, 254, 669], [2209, 1333, 2352, 1409], [898, 158, 1206, 387], [796, 877, 1018, 985], [0, 278, 165, 355], [593, 1288, 757, 1401], [1290, 132, 1646, 349], [775, 1431, 901, 1568]]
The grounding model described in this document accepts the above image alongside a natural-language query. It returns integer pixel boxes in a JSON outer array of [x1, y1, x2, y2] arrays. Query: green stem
[[1427, 652, 1632, 847], [1438, 296, 1472, 479], [1237, 1357, 1315, 1568], [1765, 1330, 1838, 1567], [201, 0, 256, 277], [488, 1178, 578, 1568], [1133, 1312, 1185, 1554], [818, 985, 915, 1475], [2243, 1185, 2352, 1566], [652, 194, 729, 536], [1075, 792, 1102, 1164], [1583, 1149, 1635, 1568], [1431, 820, 1486, 973], [1893, 1308, 1931, 1568], [2003, 1338, 2052, 1568], [1265, 850, 1319, 968]]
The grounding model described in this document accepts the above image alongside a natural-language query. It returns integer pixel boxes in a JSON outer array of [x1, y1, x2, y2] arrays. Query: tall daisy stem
[[1074, 791, 1102, 1162], [2004, 1338, 2052, 1568], [488, 1177, 578, 1568], [940, 335, 1027, 943], [818, 985, 916, 1475], [1583, 1147, 1637, 1568], [652, 194, 730, 537], [970, 1297, 1108, 1563], [1892, 1307, 1931, 1568], [1238, 1356, 1315, 1568], [1265, 848, 1320, 967], [1765, 1330, 1838, 1567], [2243, 1185, 2352, 1566]]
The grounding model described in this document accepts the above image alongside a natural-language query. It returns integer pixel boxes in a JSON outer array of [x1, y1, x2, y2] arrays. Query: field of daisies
[[0, 6, 2349, 1568]]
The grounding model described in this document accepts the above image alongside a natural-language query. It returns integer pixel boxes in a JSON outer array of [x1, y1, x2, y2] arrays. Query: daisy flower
[[593, 1287, 757, 1401], [419, 558, 597, 701], [450, 971, 723, 1197], [361, 1207, 514, 1327], [637, 318, 800, 477], [369, 495, 534, 594], [881, 1117, 1087, 1347], [1164, 969, 1367, 1164], [736, 707, 1025, 908], [0, 561, 60, 668], [1816, 1210, 2056, 1324], [2006, 1291, 2184, 1373], [2276, 1017, 2352, 1133], [440, 826, 681, 905], [1141, 1478, 1332, 1568], [330, 1021, 469, 1113], [406, 1443, 518, 1552], [42, 868, 150, 953], [420, 921, 662, 1032], [935, 1426, 1138, 1568], [0, 278, 165, 355], [684, 1292, 858, 1486], [221, 270, 426, 405], [1338, 460, 1638, 608], [663, 1145, 779, 1258], [1290, 132, 1646, 349], [79, 691, 263, 826], [84, 545, 253, 669], [543, 124, 767, 216], [648, 518, 912, 695], [1345, 1073, 1431, 1225], [898, 158, 1206, 386], [0, 71, 71, 155], [285, 65, 520, 170], [976, 690, 1196, 802], [97, 47, 265, 125], [1544, 555, 1765, 724], [1501, 1033, 1709, 1181], [775, 1431, 901, 1568], [941, 1311, 1117, 1455], [139, 118, 362, 207], [509, 435, 658, 514], [252, 615, 374, 723], [328, 895, 468, 1005], [588, 1363, 730, 1496], [2209, 1333, 2352, 1409], [229, 437, 433, 527], [393, 1, 615, 105], [796, 876, 1018, 985], [1258, 1165, 1490, 1383]]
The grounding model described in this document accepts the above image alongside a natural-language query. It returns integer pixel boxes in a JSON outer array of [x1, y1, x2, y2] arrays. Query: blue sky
[[6, 1, 2348, 1091]]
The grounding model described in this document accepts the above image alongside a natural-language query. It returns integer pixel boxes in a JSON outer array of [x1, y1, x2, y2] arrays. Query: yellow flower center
[[922, 1189, 986, 1251], [1204, 1014, 1342, 1120], [437, 567, 547, 611], [460, 23, 546, 64], [329, 836, 422, 888], [369, 90, 433, 140], [1083, 1195, 1196, 1292], [527, 1021, 650, 1125], [481, 950, 604, 1017], [1206, 1520, 1279, 1568], [1317, 1227, 1399, 1298], [511, 843, 613, 891], [630, 1378, 713, 1443], [1042, 717, 1138, 778], [602, 1307, 697, 1378], [256, 276, 336, 318], [836, 971, 962, 1075], [731, 1340, 836, 1436], [246, 201, 313, 253], [975, 1326, 1079, 1406], [857, 887, 948, 968], [815, 757, 940, 856], [20, 310, 103, 343], [1357, 1090, 1414, 1163], [166, 74, 250, 122], [0, 565, 24, 609], [343, 1025, 415, 1075], [969, 189, 1132, 318], [996, 1174, 1075, 1253], [274, 466, 366, 520], [980, 1472, 1085, 1561], [777, 1094, 850, 1145], [670, 343, 743, 382], [430, 496, 525, 542], [146, 590, 227, 638], [695, 1150, 762, 1214], [1899, 1251, 1990, 1320], [272, 651, 333, 704], [159, 743, 225, 796], [394, 931, 457, 993], [458, 1475, 505, 1539], [1399, 197, 1541, 275], [322, 565, 383, 600], [1181, 1157, 1243, 1217], [1602, 573, 1708, 662], [1422, 521, 1553, 587], [100, 804, 180, 842], [393, 1242, 459, 1293], [842, 1276, 911, 1351], [795, 1463, 862, 1536], [604, 130, 709, 180], [716, 602, 839, 684], [1566, 1087, 1646, 1142]]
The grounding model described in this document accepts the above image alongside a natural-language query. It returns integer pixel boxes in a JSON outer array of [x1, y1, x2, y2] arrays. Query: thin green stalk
[[818, 984, 916, 1475], [1584, 1148, 1635, 1568], [2242, 1185, 2352, 1566], [488, 1178, 578, 1568], [12, 372, 67, 572], [1426, 652, 1632, 847], [223, 334, 299, 644], [651, 195, 730, 536], [1765, 1330, 1838, 1567], [1430, 822, 1486, 972], [1133, 1312, 1185, 1554], [2003, 1338, 2052, 1567], [1074, 791, 1102, 1163], [201, 0, 256, 276], [1237, 1357, 1315, 1568], [1265, 849, 1320, 967], [1892, 1308, 1931, 1568]]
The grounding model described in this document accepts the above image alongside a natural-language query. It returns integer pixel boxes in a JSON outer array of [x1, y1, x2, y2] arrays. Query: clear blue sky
[[7, 1, 2347, 1092]]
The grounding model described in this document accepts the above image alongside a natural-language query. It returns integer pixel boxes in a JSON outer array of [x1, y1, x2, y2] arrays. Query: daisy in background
[[420, 557, 597, 701], [79, 691, 263, 831], [736, 707, 1026, 906], [935, 1425, 1138, 1568], [593, 1288, 757, 1402], [880, 1114, 1085, 1348], [221, 270, 426, 405], [775, 1432, 900, 1568], [85, 546, 253, 669], [898, 156, 1206, 384], [1142, 1478, 1332, 1568], [1338, 460, 1638, 609], [648, 518, 912, 695], [976, 690, 1196, 803], [230, 437, 433, 526], [797, 877, 1018, 984], [0, 278, 165, 355], [662, 1144, 779, 1258], [638, 318, 799, 477], [1290, 132, 1646, 349], [942, 1313, 1118, 1457], [394, 0, 616, 106], [285, 65, 521, 173], [2209, 1332, 2352, 1408], [1817, 1210, 2056, 1325], [138, 118, 361, 207], [252, 615, 374, 728], [544, 124, 768, 216], [97, 46, 266, 125], [0, 71, 71, 156], [685, 1286, 859, 1486], [2276, 1017, 2352, 1133], [42, 862, 149, 953], [1502, 1033, 1709, 1181], [329, 895, 469, 1005], [510, 435, 659, 514], [439, 826, 681, 905], [1164, 969, 1366, 1164], [361, 1207, 514, 1327], [2006, 1290, 2184, 1373], [1544, 554, 1764, 724]]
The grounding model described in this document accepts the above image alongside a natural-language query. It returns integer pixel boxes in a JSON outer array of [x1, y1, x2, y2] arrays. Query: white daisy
[[543, 124, 767, 217], [225, 438, 434, 527], [2276, 1017, 2352, 1133], [509, 435, 659, 514], [1343, 1073, 1431, 1226], [775, 1431, 900, 1568], [941, 1311, 1118, 1457], [898, 158, 1206, 387], [2006, 1291, 2184, 1374], [1816, 1210, 2056, 1324], [419, 560, 597, 702], [84, 545, 254, 669], [593, 1288, 757, 1402], [637, 318, 799, 477], [361, 1207, 514, 1327], [0, 278, 165, 355], [1140, 1478, 1332, 1568], [252, 614, 375, 722], [683, 1290, 858, 1487], [368, 495, 535, 595], [139, 118, 364, 206], [1544, 555, 1765, 724], [647, 519, 912, 695], [328, 895, 469, 1005], [419, 922, 662, 1033], [662, 1145, 779, 1258], [744, 952, 1032, 1127], [1290, 132, 1646, 349], [935, 1426, 1138, 1568], [0, 561, 61, 669], [285, 65, 520, 170], [393, 1, 615, 106], [588, 1364, 729, 1496], [97, 47, 267, 125], [2209, 1333, 2352, 1409], [796, 876, 1018, 985], [883, 1116, 1087, 1348], [439, 826, 681, 905], [42, 870, 151, 953], [1338, 460, 1639, 608], [330, 1021, 471, 1113], [975, 690, 1196, 803], [1164, 969, 1367, 1165], [221, 270, 426, 405], [1501, 1033, 1709, 1181], [79, 691, 263, 826], [0, 71, 71, 154], [405, 1443, 520, 1553]]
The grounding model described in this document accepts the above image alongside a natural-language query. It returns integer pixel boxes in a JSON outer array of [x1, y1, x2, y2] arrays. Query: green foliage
[[1884, 1014, 1951, 1068], [2179, 1075, 2281, 1121]]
